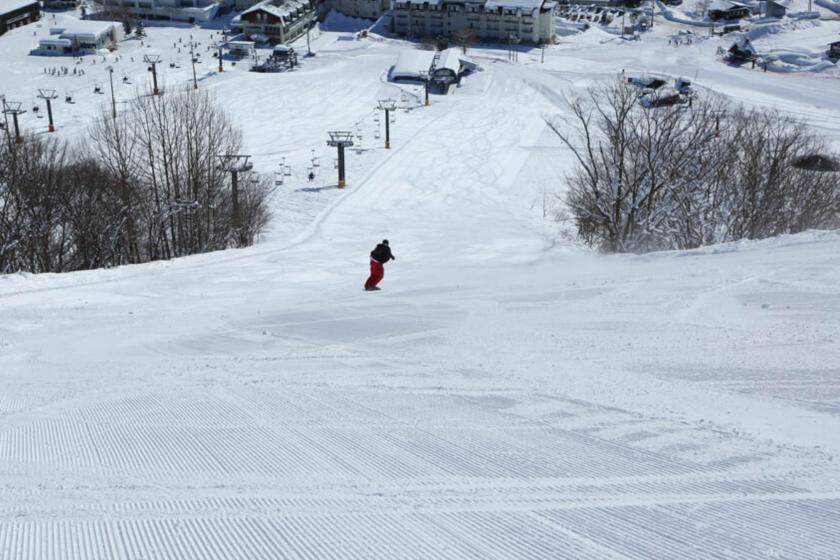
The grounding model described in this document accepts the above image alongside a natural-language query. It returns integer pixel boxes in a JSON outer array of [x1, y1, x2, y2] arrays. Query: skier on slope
[[364, 239, 395, 291]]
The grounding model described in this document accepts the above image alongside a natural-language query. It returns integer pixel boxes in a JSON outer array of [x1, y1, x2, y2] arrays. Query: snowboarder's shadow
[[295, 185, 339, 193]]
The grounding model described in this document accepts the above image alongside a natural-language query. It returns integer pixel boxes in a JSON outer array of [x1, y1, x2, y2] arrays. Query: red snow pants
[[365, 260, 384, 290]]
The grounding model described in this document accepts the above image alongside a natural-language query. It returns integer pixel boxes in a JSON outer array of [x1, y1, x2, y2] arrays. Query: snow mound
[[763, 49, 839, 73]]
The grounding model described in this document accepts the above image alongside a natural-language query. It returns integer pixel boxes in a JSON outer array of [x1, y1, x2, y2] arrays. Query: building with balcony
[[392, 0, 556, 44], [327, 0, 391, 20], [96, 0, 221, 24], [231, 0, 315, 44]]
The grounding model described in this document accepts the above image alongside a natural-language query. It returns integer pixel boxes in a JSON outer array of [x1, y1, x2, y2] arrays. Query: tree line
[[0, 89, 271, 274], [547, 79, 840, 253]]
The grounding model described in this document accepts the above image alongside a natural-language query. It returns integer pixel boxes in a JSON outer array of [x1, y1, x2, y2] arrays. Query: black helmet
[[382, 239, 389, 245]]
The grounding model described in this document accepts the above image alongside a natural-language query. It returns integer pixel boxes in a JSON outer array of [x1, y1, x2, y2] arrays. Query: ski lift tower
[[419, 71, 431, 106], [507, 34, 520, 62], [217, 154, 253, 246], [37, 89, 58, 133], [2, 101, 26, 144], [188, 41, 199, 89], [143, 54, 162, 96], [105, 66, 117, 118], [377, 99, 397, 149], [326, 131, 354, 188], [213, 41, 225, 73]]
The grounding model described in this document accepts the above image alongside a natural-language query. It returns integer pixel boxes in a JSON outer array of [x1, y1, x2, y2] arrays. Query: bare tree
[[452, 28, 477, 55], [547, 78, 840, 252], [0, 88, 273, 274]]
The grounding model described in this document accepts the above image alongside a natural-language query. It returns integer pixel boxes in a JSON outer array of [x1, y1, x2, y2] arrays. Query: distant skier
[[364, 239, 395, 291]]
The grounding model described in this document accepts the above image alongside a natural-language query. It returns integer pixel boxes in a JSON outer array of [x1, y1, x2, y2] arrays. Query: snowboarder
[[364, 239, 395, 291]]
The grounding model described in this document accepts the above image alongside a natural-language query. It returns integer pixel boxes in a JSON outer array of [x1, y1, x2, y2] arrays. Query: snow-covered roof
[[391, 49, 435, 80], [434, 49, 463, 74], [0, 0, 38, 15], [39, 38, 72, 46], [402, 0, 442, 5], [709, 0, 749, 10], [55, 20, 119, 38], [241, 0, 309, 22], [484, 0, 543, 11]]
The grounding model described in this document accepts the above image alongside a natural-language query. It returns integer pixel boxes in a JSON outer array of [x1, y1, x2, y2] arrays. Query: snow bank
[[658, 2, 716, 27], [815, 0, 840, 13], [762, 49, 839, 73]]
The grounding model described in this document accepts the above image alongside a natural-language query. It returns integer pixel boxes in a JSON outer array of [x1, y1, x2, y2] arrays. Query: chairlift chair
[[274, 171, 284, 186], [312, 156, 320, 168]]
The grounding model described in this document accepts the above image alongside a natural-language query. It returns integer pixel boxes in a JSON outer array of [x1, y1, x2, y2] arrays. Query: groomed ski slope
[[2, 15, 840, 560]]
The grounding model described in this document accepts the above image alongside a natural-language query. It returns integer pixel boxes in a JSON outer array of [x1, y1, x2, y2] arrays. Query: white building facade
[[96, 0, 220, 23], [327, 0, 390, 20], [231, 0, 315, 44], [37, 20, 123, 54], [393, 0, 556, 44]]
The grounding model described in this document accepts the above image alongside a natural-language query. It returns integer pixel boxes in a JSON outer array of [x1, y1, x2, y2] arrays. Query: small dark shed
[[709, 2, 751, 21], [0, 0, 40, 37]]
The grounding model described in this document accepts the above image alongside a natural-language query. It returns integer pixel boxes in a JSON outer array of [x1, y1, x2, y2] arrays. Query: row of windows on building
[[396, 3, 534, 15]]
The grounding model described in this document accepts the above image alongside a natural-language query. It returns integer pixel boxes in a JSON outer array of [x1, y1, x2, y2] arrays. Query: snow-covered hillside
[[1, 9, 840, 559]]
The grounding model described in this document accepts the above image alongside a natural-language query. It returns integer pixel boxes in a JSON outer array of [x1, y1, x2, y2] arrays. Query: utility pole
[[37, 89, 58, 133], [216, 154, 253, 246], [377, 99, 396, 149], [3, 102, 26, 144], [105, 65, 117, 118], [143, 54, 162, 96], [190, 41, 198, 89], [541, 44, 545, 63], [326, 131, 354, 188], [649, 0, 655, 29]]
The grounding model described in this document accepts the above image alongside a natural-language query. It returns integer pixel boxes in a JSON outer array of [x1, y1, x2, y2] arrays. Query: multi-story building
[[0, 0, 40, 37], [231, 0, 315, 44], [393, 0, 556, 44], [327, 0, 390, 20], [96, 0, 221, 24]]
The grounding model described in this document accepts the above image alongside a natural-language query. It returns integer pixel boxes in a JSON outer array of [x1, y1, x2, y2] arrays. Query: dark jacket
[[370, 243, 394, 264]]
